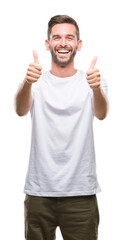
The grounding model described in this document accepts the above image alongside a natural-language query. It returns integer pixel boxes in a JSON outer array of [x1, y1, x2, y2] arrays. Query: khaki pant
[[24, 194, 99, 240]]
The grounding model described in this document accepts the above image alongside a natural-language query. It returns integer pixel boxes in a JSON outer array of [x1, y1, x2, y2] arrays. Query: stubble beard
[[49, 44, 77, 67]]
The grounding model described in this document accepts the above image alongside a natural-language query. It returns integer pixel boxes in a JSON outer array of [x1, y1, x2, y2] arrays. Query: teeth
[[57, 50, 69, 54]]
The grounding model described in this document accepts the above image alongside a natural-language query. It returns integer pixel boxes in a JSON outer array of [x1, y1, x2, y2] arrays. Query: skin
[[15, 23, 108, 119], [45, 23, 82, 77], [15, 50, 42, 116], [86, 56, 108, 119]]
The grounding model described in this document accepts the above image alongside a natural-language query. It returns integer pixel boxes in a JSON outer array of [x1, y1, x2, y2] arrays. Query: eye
[[53, 36, 60, 40], [55, 37, 60, 40], [67, 36, 74, 41]]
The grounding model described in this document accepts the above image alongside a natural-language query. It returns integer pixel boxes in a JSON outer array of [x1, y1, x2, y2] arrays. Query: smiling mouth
[[56, 49, 71, 57], [57, 49, 70, 54]]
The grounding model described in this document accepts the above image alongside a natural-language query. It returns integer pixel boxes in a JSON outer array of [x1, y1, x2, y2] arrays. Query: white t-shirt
[[24, 70, 108, 197]]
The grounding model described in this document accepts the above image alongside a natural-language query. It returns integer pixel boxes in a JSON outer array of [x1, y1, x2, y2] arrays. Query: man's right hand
[[25, 50, 42, 84]]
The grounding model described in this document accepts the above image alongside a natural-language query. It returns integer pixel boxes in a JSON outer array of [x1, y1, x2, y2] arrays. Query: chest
[[41, 79, 91, 114]]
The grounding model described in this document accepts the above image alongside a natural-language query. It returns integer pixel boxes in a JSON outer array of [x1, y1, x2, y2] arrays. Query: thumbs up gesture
[[25, 50, 42, 84], [86, 57, 101, 90]]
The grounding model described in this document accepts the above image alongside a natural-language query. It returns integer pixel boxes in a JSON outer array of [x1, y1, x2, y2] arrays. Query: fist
[[86, 57, 101, 90], [25, 50, 42, 84]]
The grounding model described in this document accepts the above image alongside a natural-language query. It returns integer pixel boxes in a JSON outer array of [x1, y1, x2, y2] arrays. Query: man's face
[[47, 23, 81, 66]]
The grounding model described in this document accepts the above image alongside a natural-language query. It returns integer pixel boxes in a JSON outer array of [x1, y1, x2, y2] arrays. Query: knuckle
[[27, 71, 30, 76], [28, 66, 32, 72], [38, 68, 42, 74], [86, 70, 90, 75], [26, 76, 31, 81], [97, 72, 100, 77], [95, 68, 99, 72], [36, 75, 40, 79], [29, 63, 34, 67]]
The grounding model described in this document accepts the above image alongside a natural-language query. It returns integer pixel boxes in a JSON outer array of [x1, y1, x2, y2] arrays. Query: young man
[[15, 15, 108, 240]]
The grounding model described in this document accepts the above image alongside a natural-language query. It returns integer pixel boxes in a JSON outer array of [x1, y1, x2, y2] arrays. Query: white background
[[0, 0, 123, 239]]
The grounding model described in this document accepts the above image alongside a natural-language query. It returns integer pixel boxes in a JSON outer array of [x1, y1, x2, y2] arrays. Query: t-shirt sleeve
[[29, 82, 39, 115], [100, 75, 108, 96], [89, 75, 108, 97]]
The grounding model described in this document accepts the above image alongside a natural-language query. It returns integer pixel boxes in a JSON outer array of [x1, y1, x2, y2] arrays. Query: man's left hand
[[86, 57, 101, 90]]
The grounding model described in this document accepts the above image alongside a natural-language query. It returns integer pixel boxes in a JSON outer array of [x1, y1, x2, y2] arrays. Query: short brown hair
[[47, 15, 80, 40]]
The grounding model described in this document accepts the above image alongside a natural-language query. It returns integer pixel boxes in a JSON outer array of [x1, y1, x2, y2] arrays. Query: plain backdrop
[[0, 0, 123, 239]]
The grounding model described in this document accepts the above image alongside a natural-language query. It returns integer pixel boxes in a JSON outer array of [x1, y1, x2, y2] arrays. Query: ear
[[77, 40, 82, 51], [45, 39, 50, 51]]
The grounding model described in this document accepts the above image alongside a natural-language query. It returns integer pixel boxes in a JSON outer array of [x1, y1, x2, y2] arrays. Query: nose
[[60, 37, 67, 47]]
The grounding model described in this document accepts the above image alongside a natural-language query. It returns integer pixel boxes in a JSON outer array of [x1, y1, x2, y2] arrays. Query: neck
[[50, 60, 77, 78]]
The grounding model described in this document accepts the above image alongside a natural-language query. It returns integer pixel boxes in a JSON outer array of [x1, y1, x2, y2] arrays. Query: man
[[15, 15, 108, 240]]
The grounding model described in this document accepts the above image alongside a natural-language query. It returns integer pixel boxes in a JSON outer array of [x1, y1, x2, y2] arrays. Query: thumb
[[33, 50, 39, 64], [89, 56, 97, 69]]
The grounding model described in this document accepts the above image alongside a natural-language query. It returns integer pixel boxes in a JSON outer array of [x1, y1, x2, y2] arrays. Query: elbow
[[14, 96, 25, 117], [94, 103, 109, 121], [96, 110, 108, 120], [15, 106, 30, 116], [15, 104, 27, 116], [16, 111, 25, 117], [15, 107, 25, 117], [14, 100, 29, 117], [15, 106, 29, 116], [98, 104, 109, 120], [97, 115, 106, 120]]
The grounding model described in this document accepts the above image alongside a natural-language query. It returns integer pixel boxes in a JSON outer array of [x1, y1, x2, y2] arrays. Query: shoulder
[[77, 70, 87, 83], [32, 71, 48, 87], [77, 69, 86, 77]]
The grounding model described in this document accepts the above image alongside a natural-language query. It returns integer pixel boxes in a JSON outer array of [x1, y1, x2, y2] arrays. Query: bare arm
[[15, 50, 42, 116], [92, 87, 108, 120], [86, 57, 108, 120], [15, 79, 33, 116]]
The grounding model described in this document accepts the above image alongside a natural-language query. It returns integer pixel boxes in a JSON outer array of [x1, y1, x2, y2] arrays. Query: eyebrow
[[52, 35, 60, 38], [67, 34, 75, 38], [52, 34, 75, 39]]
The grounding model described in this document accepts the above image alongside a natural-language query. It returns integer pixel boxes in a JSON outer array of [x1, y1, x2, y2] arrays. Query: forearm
[[15, 50, 42, 116], [92, 87, 108, 120], [15, 79, 33, 116]]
